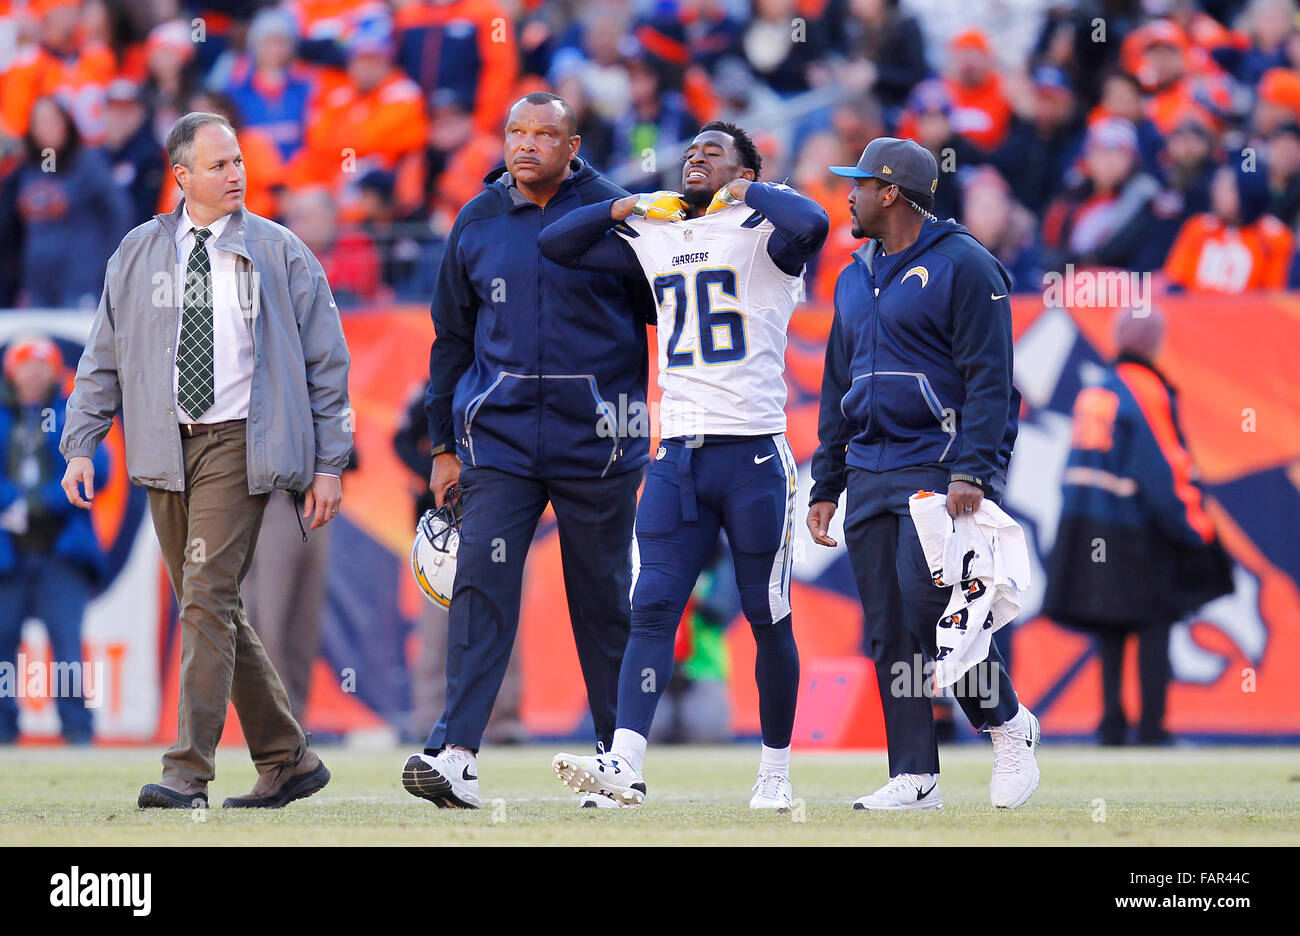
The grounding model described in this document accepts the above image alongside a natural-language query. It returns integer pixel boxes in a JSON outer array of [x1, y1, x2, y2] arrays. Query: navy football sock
[[751, 613, 799, 749]]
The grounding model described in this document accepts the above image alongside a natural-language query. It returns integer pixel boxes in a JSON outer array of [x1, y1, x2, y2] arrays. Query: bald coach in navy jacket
[[403, 93, 655, 807]]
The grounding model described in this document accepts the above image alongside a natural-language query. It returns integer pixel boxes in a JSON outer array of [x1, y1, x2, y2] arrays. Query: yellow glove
[[706, 183, 745, 215], [631, 191, 687, 221]]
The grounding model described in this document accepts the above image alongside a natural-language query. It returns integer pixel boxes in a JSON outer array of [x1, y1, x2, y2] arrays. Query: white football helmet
[[411, 498, 461, 608]]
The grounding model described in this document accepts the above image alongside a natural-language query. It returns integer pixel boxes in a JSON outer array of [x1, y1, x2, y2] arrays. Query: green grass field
[[1, 743, 1296, 845]]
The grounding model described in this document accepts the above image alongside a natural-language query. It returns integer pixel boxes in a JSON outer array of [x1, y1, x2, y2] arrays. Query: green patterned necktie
[[177, 227, 215, 420]]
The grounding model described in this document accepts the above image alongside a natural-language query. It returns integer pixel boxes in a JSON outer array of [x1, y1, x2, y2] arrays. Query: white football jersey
[[617, 200, 805, 439]]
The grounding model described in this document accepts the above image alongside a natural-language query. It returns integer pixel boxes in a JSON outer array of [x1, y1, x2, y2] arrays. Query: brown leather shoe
[[222, 749, 330, 809], [138, 775, 209, 809]]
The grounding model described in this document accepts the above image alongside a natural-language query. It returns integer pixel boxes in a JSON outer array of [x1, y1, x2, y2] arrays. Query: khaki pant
[[147, 422, 305, 784], [243, 492, 328, 725]]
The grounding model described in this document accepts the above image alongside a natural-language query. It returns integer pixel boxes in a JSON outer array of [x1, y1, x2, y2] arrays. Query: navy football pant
[[426, 465, 641, 753], [843, 465, 1020, 776], [617, 435, 800, 748]]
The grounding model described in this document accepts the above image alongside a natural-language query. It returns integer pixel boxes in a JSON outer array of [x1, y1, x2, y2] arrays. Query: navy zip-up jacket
[[811, 217, 1020, 504], [425, 157, 655, 479]]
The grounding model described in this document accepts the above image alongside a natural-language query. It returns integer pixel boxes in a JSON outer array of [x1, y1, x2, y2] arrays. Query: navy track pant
[[425, 465, 641, 753], [843, 465, 1020, 776]]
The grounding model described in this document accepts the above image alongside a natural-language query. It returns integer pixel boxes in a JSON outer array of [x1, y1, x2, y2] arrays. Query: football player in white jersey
[[538, 122, 829, 809]]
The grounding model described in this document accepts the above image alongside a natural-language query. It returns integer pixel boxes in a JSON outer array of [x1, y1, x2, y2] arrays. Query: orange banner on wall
[[325, 291, 1300, 742]]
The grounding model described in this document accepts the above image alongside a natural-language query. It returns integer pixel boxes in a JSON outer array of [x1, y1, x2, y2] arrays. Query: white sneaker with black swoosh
[[552, 751, 646, 806], [988, 704, 1041, 808], [401, 749, 480, 808], [852, 773, 943, 810]]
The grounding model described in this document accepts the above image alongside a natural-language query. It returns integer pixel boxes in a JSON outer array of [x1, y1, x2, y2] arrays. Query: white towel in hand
[[908, 491, 1031, 689]]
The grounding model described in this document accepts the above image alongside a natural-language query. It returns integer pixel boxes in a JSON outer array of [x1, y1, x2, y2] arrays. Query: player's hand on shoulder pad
[[707, 182, 747, 215], [632, 191, 687, 221]]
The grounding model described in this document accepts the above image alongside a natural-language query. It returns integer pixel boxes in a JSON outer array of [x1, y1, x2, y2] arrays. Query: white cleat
[[552, 752, 646, 807], [852, 773, 943, 811], [401, 749, 480, 809], [988, 705, 1041, 809], [578, 791, 622, 809], [749, 772, 793, 812]]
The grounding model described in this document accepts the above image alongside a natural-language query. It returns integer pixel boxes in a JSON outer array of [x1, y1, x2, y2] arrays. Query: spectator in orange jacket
[[1, 0, 115, 142], [1164, 161, 1295, 293], [421, 90, 503, 229], [290, 28, 429, 191], [1123, 20, 1231, 135], [1253, 67, 1300, 139], [942, 28, 1012, 153], [393, 0, 518, 137], [790, 130, 851, 300], [1166, 0, 1250, 65]]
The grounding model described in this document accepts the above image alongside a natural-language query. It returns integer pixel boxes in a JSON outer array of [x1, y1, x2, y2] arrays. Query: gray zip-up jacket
[[60, 199, 353, 494]]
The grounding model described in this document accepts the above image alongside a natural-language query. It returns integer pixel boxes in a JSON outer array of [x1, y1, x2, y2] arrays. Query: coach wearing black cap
[[807, 138, 1041, 811]]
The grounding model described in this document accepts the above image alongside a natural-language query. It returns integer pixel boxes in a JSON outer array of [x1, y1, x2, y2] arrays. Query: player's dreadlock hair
[[700, 120, 762, 177]]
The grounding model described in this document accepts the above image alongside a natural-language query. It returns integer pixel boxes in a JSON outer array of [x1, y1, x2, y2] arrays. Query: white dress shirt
[[173, 208, 255, 424]]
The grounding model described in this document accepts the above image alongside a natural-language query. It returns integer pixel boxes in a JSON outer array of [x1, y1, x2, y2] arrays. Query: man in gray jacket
[[59, 112, 353, 810]]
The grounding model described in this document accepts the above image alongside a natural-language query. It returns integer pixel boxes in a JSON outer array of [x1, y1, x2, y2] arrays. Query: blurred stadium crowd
[[2, 0, 1300, 311]]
